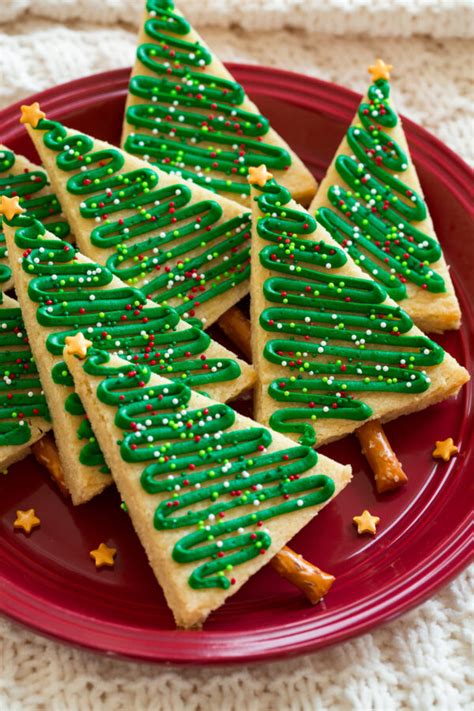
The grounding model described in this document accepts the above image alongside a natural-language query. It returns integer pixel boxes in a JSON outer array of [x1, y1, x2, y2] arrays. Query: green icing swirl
[[82, 348, 334, 590], [123, 0, 291, 198], [0, 293, 49, 447], [0, 147, 70, 286], [8, 211, 242, 472], [255, 179, 445, 446], [33, 117, 250, 324], [316, 78, 445, 300]]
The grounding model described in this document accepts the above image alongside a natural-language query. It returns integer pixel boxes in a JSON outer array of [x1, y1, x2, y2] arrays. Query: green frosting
[[254, 178, 445, 446], [31, 116, 251, 326], [82, 348, 335, 590], [0, 292, 49, 447], [316, 78, 445, 300], [0, 147, 70, 286], [8, 210, 243, 473], [123, 0, 292, 199]]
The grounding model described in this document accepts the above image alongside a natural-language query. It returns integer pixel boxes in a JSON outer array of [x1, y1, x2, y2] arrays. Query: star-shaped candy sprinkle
[[353, 510, 380, 535], [432, 438, 458, 462], [0, 195, 25, 221], [248, 164, 273, 187], [90, 542, 117, 569], [20, 102, 46, 128], [64, 332, 92, 358], [13, 508, 41, 535], [368, 59, 393, 82]]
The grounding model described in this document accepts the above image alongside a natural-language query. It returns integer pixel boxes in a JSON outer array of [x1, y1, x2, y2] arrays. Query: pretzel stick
[[217, 305, 252, 361], [356, 421, 408, 492], [271, 546, 335, 603], [31, 434, 69, 497]]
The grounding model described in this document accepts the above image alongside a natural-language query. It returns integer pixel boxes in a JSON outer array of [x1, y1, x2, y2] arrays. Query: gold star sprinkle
[[368, 59, 393, 82], [0, 195, 25, 221], [13, 508, 41, 535], [64, 332, 92, 358], [248, 164, 273, 187], [353, 510, 380, 535], [20, 102, 46, 128], [432, 438, 458, 462], [90, 542, 117, 569]]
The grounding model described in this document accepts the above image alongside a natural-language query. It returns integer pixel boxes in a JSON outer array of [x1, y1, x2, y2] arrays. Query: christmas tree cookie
[[121, 0, 317, 208], [310, 61, 461, 333], [249, 167, 469, 447], [64, 341, 351, 628], [0, 291, 50, 468], [0, 143, 71, 290], [22, 105, 252, 328], [2, 202, 254, 504]]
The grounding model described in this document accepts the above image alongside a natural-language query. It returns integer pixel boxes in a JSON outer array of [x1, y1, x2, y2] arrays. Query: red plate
[[0, 66, 472, 664]]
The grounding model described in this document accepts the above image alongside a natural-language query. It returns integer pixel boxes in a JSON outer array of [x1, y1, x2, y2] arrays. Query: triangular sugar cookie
[[0, 291, 50, 468], [65, 344, 351, 628], [23, 111, 252, 328], [250, 170, 469, 446], [121, 0, 316, 207], [0, 145, 71, 290], [310, 61, 461, 333], [3, 209, 254, 504]]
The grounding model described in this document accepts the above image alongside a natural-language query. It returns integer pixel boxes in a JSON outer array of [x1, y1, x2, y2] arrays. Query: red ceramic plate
[[0, 66, 472, 665]]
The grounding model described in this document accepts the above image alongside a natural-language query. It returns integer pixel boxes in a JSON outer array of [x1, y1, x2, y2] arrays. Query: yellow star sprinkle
[[90, 542, 117, 569], [248, 164, 273, 187], [20, 102, 46, 128], [353, 510, 380, 535], [13, 508, 41, 535], [432, 438, 458, 462], [64, 332, 92, 359], [368, 59, 393, 82], [0, 195, 25, 221]]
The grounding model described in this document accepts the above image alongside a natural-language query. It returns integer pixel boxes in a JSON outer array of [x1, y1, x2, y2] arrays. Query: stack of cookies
[[0, 0, 468, 628]]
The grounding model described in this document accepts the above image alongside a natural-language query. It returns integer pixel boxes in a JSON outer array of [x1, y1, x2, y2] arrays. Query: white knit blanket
[[1, 2, 473, 709]]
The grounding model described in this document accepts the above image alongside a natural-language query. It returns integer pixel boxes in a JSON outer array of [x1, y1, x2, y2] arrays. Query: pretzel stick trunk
[[217, 305, 252, 361], [356, 421, 408, 492], [271, 546, 335, 603], [31, 434, 69, 497]]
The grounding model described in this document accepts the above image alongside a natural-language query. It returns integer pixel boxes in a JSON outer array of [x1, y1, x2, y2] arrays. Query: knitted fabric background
[[0, 1, 473, 709]]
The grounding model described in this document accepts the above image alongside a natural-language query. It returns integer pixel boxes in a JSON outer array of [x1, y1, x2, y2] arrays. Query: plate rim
[[0, 64, 472, 665]]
